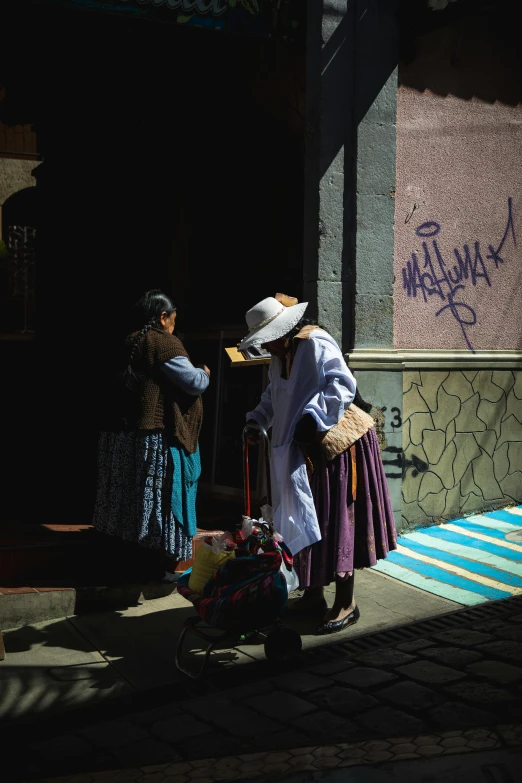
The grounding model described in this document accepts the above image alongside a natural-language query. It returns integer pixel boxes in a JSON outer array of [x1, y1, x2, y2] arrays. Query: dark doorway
[[16, 5, 305, 522]]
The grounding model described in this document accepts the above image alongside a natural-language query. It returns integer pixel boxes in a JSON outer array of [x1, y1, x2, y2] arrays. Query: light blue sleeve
[[303, 338, 357, 432], [160, 356, 209, 396]]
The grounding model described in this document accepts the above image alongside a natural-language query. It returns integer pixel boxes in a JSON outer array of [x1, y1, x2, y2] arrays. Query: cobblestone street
[[25, 728, 522, 783], [5, 595, 522, 783]]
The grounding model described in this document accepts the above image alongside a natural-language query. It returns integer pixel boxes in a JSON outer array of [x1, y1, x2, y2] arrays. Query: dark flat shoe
[[316, 605, 360, 635]]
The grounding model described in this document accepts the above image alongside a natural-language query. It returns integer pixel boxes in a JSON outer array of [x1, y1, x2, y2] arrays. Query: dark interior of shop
[[1, 3, 306, 531]]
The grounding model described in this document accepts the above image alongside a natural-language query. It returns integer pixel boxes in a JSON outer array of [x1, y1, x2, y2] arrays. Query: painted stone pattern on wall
[[402, 370, 522, 528]]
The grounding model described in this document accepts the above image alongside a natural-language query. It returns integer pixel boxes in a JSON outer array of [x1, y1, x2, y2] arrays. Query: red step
[[0, 517, 238, 589]]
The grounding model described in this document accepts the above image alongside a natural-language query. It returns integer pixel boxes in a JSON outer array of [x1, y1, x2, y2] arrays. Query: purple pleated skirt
[[294, 428, 397, 589]]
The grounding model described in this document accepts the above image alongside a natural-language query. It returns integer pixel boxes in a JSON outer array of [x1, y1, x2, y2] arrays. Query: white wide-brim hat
[[238, 296, 309, 352]]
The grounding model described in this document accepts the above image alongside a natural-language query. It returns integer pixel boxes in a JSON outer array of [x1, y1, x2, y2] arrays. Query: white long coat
[[246, 330, 356, 555]]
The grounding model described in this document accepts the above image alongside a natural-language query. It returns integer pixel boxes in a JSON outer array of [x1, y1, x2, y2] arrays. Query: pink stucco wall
[[394, 29, 522, 352]]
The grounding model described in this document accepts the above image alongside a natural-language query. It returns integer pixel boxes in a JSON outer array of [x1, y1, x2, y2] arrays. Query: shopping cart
[[175, 422, 302, 679]]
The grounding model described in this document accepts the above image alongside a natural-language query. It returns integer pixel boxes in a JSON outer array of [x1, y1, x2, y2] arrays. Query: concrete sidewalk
[[2, 592, 521, 783], [0, 568, 458, 724]]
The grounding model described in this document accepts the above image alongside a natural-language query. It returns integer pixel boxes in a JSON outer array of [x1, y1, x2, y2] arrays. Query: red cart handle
[[242, 422, 271, 519]]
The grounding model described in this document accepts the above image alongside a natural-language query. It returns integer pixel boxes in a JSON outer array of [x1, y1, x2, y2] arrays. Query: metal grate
[[312, 595, 522, 659]]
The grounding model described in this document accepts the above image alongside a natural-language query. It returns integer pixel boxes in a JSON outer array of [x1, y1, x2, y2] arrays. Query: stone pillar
[[350, 1, 402, 529], [352, 1, 398, 350], [303, 0, 398, 346], [303, 0, 354, 346], [303, 0, 402, 527]]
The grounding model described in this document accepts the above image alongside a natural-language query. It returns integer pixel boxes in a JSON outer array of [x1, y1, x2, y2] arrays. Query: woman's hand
[[197, 364, 211, 377], [245, 422, 261, 444]]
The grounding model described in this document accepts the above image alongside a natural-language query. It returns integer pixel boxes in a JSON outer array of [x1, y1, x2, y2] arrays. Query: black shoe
[[316, 605, 360, 635]]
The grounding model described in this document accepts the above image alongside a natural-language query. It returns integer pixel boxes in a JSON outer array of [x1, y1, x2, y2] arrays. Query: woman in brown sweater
[[93, 290, 210, 580]]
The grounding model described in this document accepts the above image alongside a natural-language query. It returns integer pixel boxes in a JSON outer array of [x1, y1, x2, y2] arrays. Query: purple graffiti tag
[[401, 198, 516, 353]]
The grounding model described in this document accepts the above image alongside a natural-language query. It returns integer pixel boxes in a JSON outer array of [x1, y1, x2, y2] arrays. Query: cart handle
[[242, 422, 271, 518]]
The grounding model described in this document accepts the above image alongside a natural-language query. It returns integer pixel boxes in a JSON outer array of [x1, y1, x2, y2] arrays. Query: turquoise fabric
[[169, 444, 201, 539]]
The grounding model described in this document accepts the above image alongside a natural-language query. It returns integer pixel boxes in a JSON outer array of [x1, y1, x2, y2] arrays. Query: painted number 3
[[390, 407, 402, 429], [381, 406, 402, 429]]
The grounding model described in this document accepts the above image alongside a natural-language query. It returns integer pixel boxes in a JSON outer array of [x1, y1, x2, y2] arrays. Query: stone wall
[[0, 159, 36, 208], [402, 369, 522, 528], [394, 14, 522, 353], [390, 11, 522, 528]]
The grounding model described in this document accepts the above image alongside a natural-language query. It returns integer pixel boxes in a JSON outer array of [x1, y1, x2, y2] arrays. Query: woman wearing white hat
[[241, 294, 397, 634]]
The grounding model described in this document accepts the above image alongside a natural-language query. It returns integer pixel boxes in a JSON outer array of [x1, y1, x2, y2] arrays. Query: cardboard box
[[175, 529, 226, 573], [225, 346, 271, 368]]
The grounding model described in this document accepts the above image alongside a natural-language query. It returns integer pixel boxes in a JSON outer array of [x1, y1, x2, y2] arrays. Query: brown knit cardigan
[[125, 328, 203, 454]]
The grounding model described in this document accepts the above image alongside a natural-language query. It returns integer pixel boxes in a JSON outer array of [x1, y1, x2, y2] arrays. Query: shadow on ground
[[1, 595, 521, 782]]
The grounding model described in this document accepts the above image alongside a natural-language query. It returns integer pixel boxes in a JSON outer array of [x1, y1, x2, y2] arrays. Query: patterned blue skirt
[[93, 430, 196, 559]]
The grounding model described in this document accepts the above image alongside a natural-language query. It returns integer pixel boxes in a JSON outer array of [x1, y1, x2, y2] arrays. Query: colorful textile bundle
[[177, 519, 293, 630]]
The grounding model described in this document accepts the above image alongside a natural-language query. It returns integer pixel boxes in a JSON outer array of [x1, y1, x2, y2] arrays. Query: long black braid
[[121, 289, 177, 392], [122, 317, 158, 391]]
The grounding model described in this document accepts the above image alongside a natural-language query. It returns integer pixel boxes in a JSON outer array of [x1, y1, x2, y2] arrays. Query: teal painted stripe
[[448, 519, 509, 540], [417, 527, 522, 563], [398, 538, 522, 587], [466, 514, 522, 533], [485, 509, 522, 525], [372, 560, 484, 606], [386, 551, 512, 600], [405, 531, 522, 578]]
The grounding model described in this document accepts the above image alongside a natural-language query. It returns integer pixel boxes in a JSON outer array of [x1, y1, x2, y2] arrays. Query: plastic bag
[[257, 505, 299, 593], [239, 516, 255, 541], [281, 562, 299, 593], [260, 504, 274, 525], [211, 531, 236, 554], [257, 547, 299, 594]]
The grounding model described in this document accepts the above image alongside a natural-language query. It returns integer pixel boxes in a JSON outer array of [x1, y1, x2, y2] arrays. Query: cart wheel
[[264, 627, 302, 663]]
